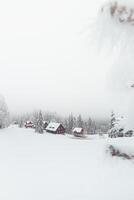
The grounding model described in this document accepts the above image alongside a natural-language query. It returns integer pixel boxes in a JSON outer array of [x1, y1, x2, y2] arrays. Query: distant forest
[[11, 111, 109, 134]]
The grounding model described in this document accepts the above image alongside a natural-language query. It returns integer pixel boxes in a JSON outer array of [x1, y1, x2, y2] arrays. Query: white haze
[[1, 0, 133, 119]]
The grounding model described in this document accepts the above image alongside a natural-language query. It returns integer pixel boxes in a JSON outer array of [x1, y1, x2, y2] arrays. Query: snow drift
[[0, 126, 134, 200]]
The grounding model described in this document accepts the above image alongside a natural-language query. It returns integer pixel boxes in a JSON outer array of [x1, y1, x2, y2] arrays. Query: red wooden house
[[72, 127, 84, 137], [46, 122, 65, 134], [25, 121, 34, 128]]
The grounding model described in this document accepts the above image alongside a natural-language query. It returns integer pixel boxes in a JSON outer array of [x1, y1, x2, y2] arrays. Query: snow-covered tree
[[110, 111, 116, 129], [108, 111, 126, 138], [108, 111, 118, 137], [35, 111, 44, 134], [101, 1, 134, 26], [32, 111, 39, 127], [0, 96, 9, 128], [18, 117, 24, 128], [86, 117, 92, 134], [66, 114, 76, 134], [77, 114, 84, 128], [94, 0, 134, 133]]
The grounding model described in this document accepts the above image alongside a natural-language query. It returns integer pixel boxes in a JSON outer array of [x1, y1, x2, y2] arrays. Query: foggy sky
[[0, 0, 113, 118]]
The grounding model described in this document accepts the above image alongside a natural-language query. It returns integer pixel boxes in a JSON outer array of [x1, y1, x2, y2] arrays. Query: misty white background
[[0, 0, 112, 118]]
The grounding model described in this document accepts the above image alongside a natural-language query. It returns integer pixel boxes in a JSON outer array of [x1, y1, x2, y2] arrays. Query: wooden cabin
[[25, 121, 34, 128], [72, 127, 84, 137], [46, 122, 65, 134]]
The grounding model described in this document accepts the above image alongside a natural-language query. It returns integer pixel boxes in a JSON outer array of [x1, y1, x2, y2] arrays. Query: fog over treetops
[[1, 0, 133, 119]]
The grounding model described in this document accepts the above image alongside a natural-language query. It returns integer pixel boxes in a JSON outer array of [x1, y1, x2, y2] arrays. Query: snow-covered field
[[0, 126, 134, 200]]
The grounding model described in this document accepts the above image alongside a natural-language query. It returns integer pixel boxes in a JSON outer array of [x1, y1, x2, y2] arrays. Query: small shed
[[25, 121, 34, 128], [46, 122, 65, 134], [72, 127, 84, 137]]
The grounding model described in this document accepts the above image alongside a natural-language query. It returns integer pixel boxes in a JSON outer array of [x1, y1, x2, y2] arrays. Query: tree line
[[11, 111, 109, 134], [0, 96, 109, 134]]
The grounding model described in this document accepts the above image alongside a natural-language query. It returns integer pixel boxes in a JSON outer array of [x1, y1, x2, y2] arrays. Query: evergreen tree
[[93, 121, 96, 135], [0, 96, 9, 128], [77, 114, 84, 128], [108, 111, 122, 138], [18, 117, 24, 128], [35, 111, 44, 134], [110, 111, 116, 129], [108, 111, 116, 137], [86, 117, 92, 134], [67, 114, 75, 134]]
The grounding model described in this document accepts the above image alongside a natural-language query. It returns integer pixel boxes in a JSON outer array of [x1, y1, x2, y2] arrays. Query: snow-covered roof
[[43, 121, 48, 124], [26, 121, 33, 124], [46, 122, 61, 132], [73, 127, 83, 133]]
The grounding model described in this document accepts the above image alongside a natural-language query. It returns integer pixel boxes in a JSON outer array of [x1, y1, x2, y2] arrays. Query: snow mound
[[0, 126, 134, 200], [107, 137, 134, 157]]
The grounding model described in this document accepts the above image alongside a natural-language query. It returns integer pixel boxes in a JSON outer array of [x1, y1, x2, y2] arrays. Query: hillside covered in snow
[[0, 126, 134, 200]]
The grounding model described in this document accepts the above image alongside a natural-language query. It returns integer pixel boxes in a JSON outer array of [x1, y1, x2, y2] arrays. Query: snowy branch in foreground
[[92, 1, 134, 132], [101, 1, 134, 26], [93, 0, 134, 51]]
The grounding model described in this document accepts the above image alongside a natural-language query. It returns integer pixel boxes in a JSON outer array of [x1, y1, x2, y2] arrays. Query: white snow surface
[[0, 126, 134, 200]]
